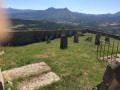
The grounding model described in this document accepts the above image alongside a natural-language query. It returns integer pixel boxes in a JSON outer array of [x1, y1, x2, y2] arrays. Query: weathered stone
[[0, 69, 4, 90], [85, 37, 92, 42], [60, 35, 67, 49], [108, 75, 120, 90], [103, 65, 114, 87], [2, 62, 51, 81], [17, 72, 60, 90], [108, 58, 120, 70], [74, 32, 79, 43], [114, 67, 120, 83]]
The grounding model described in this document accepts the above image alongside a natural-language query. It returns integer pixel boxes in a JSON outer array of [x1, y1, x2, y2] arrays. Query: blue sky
[[3, 0, 120, 14]]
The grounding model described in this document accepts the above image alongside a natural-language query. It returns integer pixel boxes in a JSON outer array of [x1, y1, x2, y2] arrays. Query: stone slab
[[0, 69, 4, 90], [2, 62, 51, 81], [0, 51, 4, 56], [17, 72, 60, 90]]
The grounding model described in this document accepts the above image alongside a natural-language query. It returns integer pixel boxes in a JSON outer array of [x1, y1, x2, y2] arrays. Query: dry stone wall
[[3, 29, 120, 46]]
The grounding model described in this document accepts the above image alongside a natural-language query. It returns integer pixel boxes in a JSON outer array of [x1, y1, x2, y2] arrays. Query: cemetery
[[0, 30, 119, 90]]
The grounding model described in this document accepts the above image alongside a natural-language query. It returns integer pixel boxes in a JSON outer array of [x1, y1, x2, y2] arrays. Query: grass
[[0, 33, 119, 90]]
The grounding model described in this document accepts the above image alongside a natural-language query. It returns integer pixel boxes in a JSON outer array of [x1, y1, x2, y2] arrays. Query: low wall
[[3, 29, 120, 46]]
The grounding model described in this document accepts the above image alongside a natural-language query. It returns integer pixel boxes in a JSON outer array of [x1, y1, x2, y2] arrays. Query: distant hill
[[7, 7, 120, 23], [11, 19, 78, 30], [6, 8, 38, 14], [7, 7, 120, 34]]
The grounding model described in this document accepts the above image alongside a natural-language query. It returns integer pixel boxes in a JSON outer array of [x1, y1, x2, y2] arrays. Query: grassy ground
[[0, 33, 119, 90]]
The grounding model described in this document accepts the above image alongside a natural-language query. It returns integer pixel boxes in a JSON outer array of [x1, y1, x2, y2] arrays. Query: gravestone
[[45, 35, 51, 43], [105, 36, 110, 44], [74, 31, 79, 43], [79, 33, 85, 36], [95, 33, 101, 45], [69, 31, 73, 37], [60, 35, 67, 49], [85, 37, 92, 42]]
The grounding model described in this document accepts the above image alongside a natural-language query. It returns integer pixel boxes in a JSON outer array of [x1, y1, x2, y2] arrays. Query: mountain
[[6, 7, 120, 34], [6, 7, 38, 14], [7, 7, 120, 24]]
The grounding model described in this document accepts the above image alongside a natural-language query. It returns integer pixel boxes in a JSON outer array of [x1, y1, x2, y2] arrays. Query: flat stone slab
[[0, 51, 4, 56], [17, 72, 60, 90], [0, 69, 4, 90], [2, 62, 51, 81]]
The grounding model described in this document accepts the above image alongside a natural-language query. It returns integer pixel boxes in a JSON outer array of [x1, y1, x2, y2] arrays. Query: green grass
[[0, 33, 119, 90]]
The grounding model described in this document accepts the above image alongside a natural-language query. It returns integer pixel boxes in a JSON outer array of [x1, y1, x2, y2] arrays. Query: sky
[[3, 0, 120, 14]]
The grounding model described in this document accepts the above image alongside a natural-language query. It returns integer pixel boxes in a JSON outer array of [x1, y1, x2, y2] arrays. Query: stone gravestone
[[0, 69, 4, 90], [105, 36, 110, 44], [68, 31, 73, 37], [95, 33, 101, 45], [45, 35, 51, 43], [79, 33, 85, 37], [60, 35, 67, 49], [74, 31, 79, 43], [85, 37, 92, 42]]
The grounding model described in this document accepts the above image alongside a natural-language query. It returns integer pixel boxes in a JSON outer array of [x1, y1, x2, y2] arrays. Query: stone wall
[[3, 29, 120, 46]]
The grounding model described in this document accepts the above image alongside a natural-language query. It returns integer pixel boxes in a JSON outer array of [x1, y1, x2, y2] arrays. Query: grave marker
[[60, 35, 67, 49], [74, 31, 79, 43], [95, 33, 101, 45]]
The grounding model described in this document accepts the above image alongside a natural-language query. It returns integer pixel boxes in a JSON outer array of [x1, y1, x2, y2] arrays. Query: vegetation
[[0, 33, 119, 90], [11, 19, 78, 30], [8, 7, 120, 34]]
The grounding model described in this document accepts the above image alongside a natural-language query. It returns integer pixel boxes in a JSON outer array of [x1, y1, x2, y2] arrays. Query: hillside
[[0, 33, 119, 89], [8, 8, 120, 34], [11, 19, 78, 30]]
